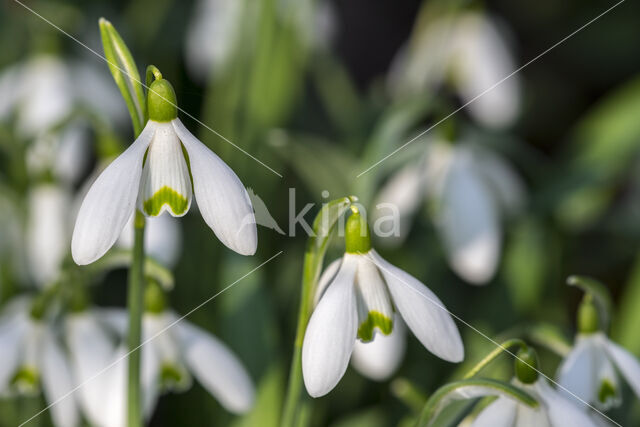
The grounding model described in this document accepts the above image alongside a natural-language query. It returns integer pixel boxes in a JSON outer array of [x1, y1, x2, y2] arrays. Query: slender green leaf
[[99, 18, 146, 136], [417, 378, 538, 427]]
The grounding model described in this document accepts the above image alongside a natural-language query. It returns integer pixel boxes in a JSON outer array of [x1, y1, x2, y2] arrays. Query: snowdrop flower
[[389, 11, 520, 128], [26, 184, 73, 287], [557, 296, 640, 410], [302, 208, 463, 397], [72, 77, 257, 265], [373, 139, 525, 285], [473, 348, 600, 427], [0, 298, 79, 427]]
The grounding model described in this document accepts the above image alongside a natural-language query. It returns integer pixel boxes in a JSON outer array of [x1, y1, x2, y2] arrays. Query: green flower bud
[[145, 279, 167, 314], [514, 346, 539, 384], [147, 79, 177, 122], [578, 294, 599, 334], [345, 207, 371, 254]]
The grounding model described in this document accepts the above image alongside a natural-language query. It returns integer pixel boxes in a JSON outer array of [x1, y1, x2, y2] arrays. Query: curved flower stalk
[[373, 139, 525, 284], [72, 74, 257, 265], [557, 285, 640, 410], [302, 207, 463, 397], [389, 9, 520, 128], [0, 298, 79, 427]]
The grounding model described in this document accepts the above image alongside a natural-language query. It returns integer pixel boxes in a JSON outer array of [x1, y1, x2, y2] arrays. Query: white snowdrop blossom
[[471, 378, 601, 427], [26, 184, 72, 287], [72, 78, 257, 265], [389, 11, 520, 128], [373, 140, 525, 285], [302, 210, 463, 397], [0, 298, 79, 427], [557, 331, 640, 411]]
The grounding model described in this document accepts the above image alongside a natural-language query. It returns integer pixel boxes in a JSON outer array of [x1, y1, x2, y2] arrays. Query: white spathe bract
[[373, 141, 524, 285], [302, 250, 463, 397], [0, 299, 79, 427], [472, 378, 601, 427], [557, 332, 640, 410], [72, 118, 257, 265]]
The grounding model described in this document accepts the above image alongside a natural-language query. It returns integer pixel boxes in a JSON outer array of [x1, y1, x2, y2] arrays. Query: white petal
[[173, 119, 257, 255], [302, 254, 358, 397], [437, 149, 501, 284], [71, 122, 155, 265], [176, 318, 255, 413], [603, 337, 640, 399], [95, 308, 129, 336], [138, 122, 193, 217], [471, 397, 517, 427], [354, 255, 394, 342], [372, 161, 426, 245], [314, 258, 342, 306], [351, 315, 406, 381], [101, 346, 127, 427], [66, 312, 117, 425], [369, 250, 463, 362], [0, 315, 27, 391], [26, 185, 71, 287], [557, 335, 598, 405], [534, 380, 599, 427], [41, 329, 79, 427]]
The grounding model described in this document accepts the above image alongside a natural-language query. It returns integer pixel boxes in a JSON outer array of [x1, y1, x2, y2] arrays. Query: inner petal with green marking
[[355, 255, 395, 342], [598, 378, 618, 406], [138, 122, 193, 217], [358, 311, 393, 342]]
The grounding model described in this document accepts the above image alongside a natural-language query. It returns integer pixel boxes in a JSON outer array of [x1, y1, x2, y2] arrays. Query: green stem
[[462, 338, 527, 379], [282, 251, 316, 427], [127, 211, 146, 427]]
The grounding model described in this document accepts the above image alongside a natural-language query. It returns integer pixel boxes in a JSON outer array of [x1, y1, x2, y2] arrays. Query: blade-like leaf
[[416, 378, 538, 427], [99, 18, 146, 136]]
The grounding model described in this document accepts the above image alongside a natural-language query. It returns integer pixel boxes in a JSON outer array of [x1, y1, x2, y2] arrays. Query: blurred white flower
[[471, 378, 600, 427], [95, 309, 255, 425], [0, 55, 126, 139], [373, 140, 525, 285], [26, 184, 73, 287], [72, 105, 257, 265], [557, 332, 640, 411], [389, 11, 520, 128], [0, 298, 79, 427], [303, 237, 463, 397], [117, 214, 182, 268]]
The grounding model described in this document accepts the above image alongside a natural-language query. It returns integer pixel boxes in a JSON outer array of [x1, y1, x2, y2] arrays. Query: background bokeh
[[1, 0, 640, 426]]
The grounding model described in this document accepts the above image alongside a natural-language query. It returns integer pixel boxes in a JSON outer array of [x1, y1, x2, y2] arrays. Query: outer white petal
[[26, 184, 71, 287], [372, 161, 426, 245], [471, 396, 517, 427], [101, 346, 127, 427], [71, 122, 155, 265], [314, 258, 342, 306], [172, 119, 257, 256], [41, 329, 79, 427], [534, 380, 599, 427], [557, 335, 597, 405], [176, 317, 255, 413], [437, 149, 500, 285], [603, 336, 640, 399], [138, 122, 193, 217], [369, 250, 463, 362], [302, 254, 358, 397], [0, 314, 27, 391], [66, 312, 117, 425], [351, 315, 406, 381]]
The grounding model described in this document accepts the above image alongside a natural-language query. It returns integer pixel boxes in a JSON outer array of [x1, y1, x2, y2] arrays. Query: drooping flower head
[[302, 207, 463, 397], [72, 77, 257, 265]]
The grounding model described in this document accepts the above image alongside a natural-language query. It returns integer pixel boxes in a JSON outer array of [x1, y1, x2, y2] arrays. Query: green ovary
[[143, 186, 188, 216], [358, 311, 393, 342]]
